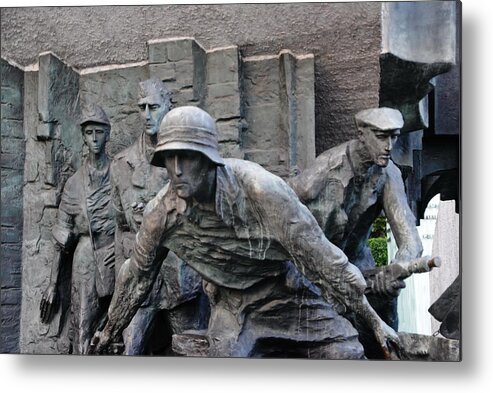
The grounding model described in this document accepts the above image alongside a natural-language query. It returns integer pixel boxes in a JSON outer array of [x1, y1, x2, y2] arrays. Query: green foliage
[[368, 237, 388, 267], [370, 216, 387, 238]]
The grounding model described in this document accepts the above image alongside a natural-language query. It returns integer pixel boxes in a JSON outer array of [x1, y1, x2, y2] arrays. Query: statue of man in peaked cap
[[289, 107, 424, 358]]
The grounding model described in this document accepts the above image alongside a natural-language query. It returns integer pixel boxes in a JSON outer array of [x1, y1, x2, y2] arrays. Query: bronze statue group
[[39, 78, 437, 360]]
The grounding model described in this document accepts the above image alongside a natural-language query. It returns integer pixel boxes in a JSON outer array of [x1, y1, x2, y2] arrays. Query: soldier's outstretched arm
[[383, 163, 423, 261], [89, 199, 168, 354], [287, 202, 400, 358], [259, 178, 400, 358]]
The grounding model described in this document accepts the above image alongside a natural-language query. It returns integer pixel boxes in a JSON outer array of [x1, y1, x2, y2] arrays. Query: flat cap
[[354, 107, 404, 130]]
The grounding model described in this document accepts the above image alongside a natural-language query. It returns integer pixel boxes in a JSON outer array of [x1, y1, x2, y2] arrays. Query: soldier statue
[[111, 80, 205, 355], [289, 107, 424, 357], [40, 103, 115, 354]]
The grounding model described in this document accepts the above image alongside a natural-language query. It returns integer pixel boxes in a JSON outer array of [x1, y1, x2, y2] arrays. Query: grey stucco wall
[[0, 3, 381, 153]]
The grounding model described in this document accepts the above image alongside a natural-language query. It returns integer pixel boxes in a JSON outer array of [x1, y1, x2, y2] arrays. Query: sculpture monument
[[90, 106, 400, 359]]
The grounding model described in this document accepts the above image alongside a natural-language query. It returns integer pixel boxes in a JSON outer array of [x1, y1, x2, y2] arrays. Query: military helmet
[[151, 106, 225, 167], [80, 103, 111, 127]]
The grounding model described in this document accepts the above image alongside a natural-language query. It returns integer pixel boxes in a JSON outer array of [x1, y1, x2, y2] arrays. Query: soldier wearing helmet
[[40, 103, 115, 354], [289, 107, 424, 357], [91, 106, 400, 359], [111, 79, 205, 355]]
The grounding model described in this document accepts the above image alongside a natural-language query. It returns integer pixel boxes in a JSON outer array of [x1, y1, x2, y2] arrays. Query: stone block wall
[[148, 38, 205, 109], [1, 58, 25, 353], [80, 37, 314, 175], [147, 39, 244, 160]]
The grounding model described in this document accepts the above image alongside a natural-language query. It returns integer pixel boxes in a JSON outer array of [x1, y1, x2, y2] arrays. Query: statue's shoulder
[[111, 140, 140, 179], [59, 165, 87, 205], [385, 159, 404, 182], [315, 141, 349, 174], [288, 141, 349, 201], [64, 165, 85, 189], [113, 139, 139, 164], [224, 158, 295, 201]]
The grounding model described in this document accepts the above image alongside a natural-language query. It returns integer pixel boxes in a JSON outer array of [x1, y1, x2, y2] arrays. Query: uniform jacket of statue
[[289, 140, 422, 271], [111, 132, 201, 309], [52, 159, 115, 297]]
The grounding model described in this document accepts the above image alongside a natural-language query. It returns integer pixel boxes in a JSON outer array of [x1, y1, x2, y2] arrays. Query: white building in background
[[429, 199, 460, 335], [388, 195, 460, 336]]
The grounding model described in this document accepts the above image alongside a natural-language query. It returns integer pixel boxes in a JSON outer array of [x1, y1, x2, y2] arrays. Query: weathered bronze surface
[[91, 106, 400, 359]]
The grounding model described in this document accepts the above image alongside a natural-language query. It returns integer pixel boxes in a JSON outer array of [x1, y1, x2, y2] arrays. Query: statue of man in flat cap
[[289, 107, 424, 358], [40, 103, 115, 354], [111, 80, 205, 355], [91, 106, 400, 360]]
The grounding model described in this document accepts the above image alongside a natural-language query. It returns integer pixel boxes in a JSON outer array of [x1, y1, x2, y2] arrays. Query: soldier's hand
[[88, 329, 111, 355], [373, 319, 401, 360], [365, 267, 406, 297], [40, 283, 58, 324]]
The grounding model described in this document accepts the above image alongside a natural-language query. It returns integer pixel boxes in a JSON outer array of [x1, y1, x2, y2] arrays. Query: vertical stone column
[[279, 51, 315, 174], [20, 52, 80, 354], [1, 58, 25, 353], [241, 51, 315, 179], [148, 38, 207, 108], [205, 46, 242, 159]]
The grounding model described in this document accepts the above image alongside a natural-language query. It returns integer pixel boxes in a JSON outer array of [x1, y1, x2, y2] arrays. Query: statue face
[[138, 93, 170, 136], [164, 150, 213, 200], [82, 122, 108, 155], [359, 127, 400, 167]]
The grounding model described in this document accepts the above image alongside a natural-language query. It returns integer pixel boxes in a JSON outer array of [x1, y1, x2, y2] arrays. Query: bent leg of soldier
[[153, 253, 208, 355], [352, 248, 399, 358], [122, 305, 158, 355], [242, 263, 364, 359], [71, 236, 101, 354], [168, 291, 210, 335], [173, 263, 364, 359], [172, 280, 256, 358]]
